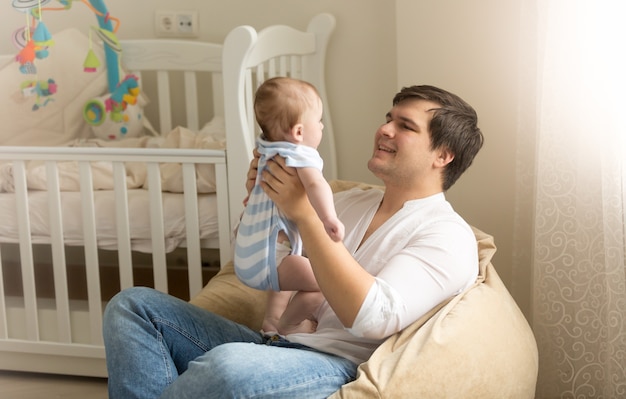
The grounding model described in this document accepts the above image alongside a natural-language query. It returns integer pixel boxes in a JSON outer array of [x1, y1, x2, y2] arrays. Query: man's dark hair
[[393, 85, 484, 190]]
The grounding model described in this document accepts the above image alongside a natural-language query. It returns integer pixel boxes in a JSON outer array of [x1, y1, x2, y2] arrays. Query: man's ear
[[435, 147, 454, 168], [290, 123, 305, 143]]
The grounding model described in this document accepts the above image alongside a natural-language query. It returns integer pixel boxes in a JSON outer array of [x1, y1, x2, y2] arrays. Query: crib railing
[[0, 146, 229, 376]]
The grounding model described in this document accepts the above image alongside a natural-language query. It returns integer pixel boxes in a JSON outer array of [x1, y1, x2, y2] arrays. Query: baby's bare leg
[[278, 291, 325, 335], [262, 290, 293, 334], [277, 255, 319, 292], [260, 235, 293, 333], [262, 234, 322, 334]]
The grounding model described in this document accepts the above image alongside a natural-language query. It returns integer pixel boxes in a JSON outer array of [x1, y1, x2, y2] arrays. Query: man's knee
[[103, 287, 156, 335], [187, 343, 259, 393]]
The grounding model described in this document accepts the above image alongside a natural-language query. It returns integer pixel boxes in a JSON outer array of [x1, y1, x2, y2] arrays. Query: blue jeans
[[103, 287, 357, 399]]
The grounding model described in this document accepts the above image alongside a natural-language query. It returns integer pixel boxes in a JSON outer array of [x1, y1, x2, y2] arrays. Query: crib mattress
[[0, 189, 219, 253]]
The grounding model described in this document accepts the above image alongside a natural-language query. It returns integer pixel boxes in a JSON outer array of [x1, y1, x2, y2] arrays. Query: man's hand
[[243, 149, 260, 206], [261, 156, 312, 222]]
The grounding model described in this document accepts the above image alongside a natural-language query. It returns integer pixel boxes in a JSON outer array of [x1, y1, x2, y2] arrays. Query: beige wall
[[0, 0, 396, 184], [1, 1, 530, 317], [397, 0, 531, 318]]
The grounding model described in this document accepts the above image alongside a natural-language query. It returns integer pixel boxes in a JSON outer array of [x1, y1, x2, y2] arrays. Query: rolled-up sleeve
[[347, 228, 477, 340], [347, 277, 406, 338]]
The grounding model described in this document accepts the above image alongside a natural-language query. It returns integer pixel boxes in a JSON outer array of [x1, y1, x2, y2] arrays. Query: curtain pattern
[[518, 0, 626, 397]]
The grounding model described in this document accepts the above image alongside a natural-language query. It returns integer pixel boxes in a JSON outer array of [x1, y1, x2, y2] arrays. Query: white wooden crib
[[0, 13, 336, 377]]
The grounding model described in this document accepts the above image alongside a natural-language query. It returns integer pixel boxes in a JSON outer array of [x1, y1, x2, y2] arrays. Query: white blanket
[[0, 124, 226, 193], [0, 189, 218, 252]]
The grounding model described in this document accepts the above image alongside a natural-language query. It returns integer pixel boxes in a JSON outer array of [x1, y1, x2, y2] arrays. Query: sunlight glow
[[541, 0, 626, 168]]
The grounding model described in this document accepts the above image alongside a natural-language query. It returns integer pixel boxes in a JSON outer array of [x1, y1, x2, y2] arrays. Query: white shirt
[[287, 187, 478, 364]]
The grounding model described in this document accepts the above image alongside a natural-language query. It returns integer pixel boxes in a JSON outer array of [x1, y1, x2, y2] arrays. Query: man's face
[[368, 99, 440, 185]]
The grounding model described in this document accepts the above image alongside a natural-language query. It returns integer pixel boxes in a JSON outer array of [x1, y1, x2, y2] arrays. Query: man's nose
[[378, 123, 395, 137]]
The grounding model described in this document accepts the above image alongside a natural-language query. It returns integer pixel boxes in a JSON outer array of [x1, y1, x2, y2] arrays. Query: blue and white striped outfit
[[234, 136, 324, 291]]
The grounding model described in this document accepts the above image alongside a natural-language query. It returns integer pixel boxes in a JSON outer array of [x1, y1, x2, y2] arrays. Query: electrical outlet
[[155, 10, 198, 38], [155, 11, 176, 35], [177, 13, 195, 34]]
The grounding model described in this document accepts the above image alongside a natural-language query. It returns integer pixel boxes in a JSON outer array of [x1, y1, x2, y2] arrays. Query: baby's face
[[300, 93, 324, 148]]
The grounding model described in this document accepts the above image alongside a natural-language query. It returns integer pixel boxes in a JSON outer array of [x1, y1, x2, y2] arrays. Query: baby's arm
[[296, 167, 344, 242]]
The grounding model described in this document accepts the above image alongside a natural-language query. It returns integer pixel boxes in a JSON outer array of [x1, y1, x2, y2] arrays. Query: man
[[103, 85, 484, 399]]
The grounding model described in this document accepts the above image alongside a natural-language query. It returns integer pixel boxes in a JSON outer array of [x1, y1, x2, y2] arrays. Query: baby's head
[[254, 77, 324, 148]]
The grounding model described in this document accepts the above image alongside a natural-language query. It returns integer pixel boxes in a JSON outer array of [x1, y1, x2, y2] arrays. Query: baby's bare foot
[[279, 319, 318, 335], [262, 318, 281, 335]]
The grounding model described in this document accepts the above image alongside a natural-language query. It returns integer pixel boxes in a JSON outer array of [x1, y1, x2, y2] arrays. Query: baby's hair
[[254, 77, 320, 141]]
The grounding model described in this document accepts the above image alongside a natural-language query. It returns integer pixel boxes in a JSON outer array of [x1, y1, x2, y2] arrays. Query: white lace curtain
[[515, 1, 626, 397]]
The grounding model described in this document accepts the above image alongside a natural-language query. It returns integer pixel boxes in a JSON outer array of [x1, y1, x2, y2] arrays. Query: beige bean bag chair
[[190, 180, 538, 398]]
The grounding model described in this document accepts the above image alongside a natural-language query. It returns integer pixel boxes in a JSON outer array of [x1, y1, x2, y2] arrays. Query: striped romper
[[234, 136, 324, 291]]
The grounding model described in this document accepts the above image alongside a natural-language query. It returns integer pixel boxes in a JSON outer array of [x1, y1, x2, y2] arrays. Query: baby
[[234, 76, 343, 334]]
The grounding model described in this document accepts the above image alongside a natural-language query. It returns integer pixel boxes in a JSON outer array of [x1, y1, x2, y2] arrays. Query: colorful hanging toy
[[11, 0, 143, 140], [12, 0, 56, 110]]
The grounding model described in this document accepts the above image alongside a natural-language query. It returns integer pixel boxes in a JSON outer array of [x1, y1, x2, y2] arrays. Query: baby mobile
[[11, 0, 142, 139]]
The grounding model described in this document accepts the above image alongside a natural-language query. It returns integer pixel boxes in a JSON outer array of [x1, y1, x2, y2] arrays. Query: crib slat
[[147, 163, 168, 293], [268, 58, 277, 77], [45, 161, 72, 343], [255, 64, 265, 88], [0, 245, 7, 339], [245, 70, 255, 138], [112, 162, 133, 290], [78, 162, 104, 345], [156, 70, 173, 133], [212, 72, 224, 117], [13, 161, 40, 341], [182, 163, 202, 297], [214, 163, 232, 266], [183, 71, 199, 131], [288, 56, 294, 76], [292, 56, 303, 79], [279, 56, 288, 76]]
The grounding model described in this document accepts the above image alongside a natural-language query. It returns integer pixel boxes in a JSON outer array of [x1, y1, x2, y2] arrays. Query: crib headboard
[[120, 39, 223, 133], [222, 13, 337, 231]]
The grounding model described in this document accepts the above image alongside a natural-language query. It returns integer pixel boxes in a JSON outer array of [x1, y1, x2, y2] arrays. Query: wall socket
[[155, 10, 198, 38]]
